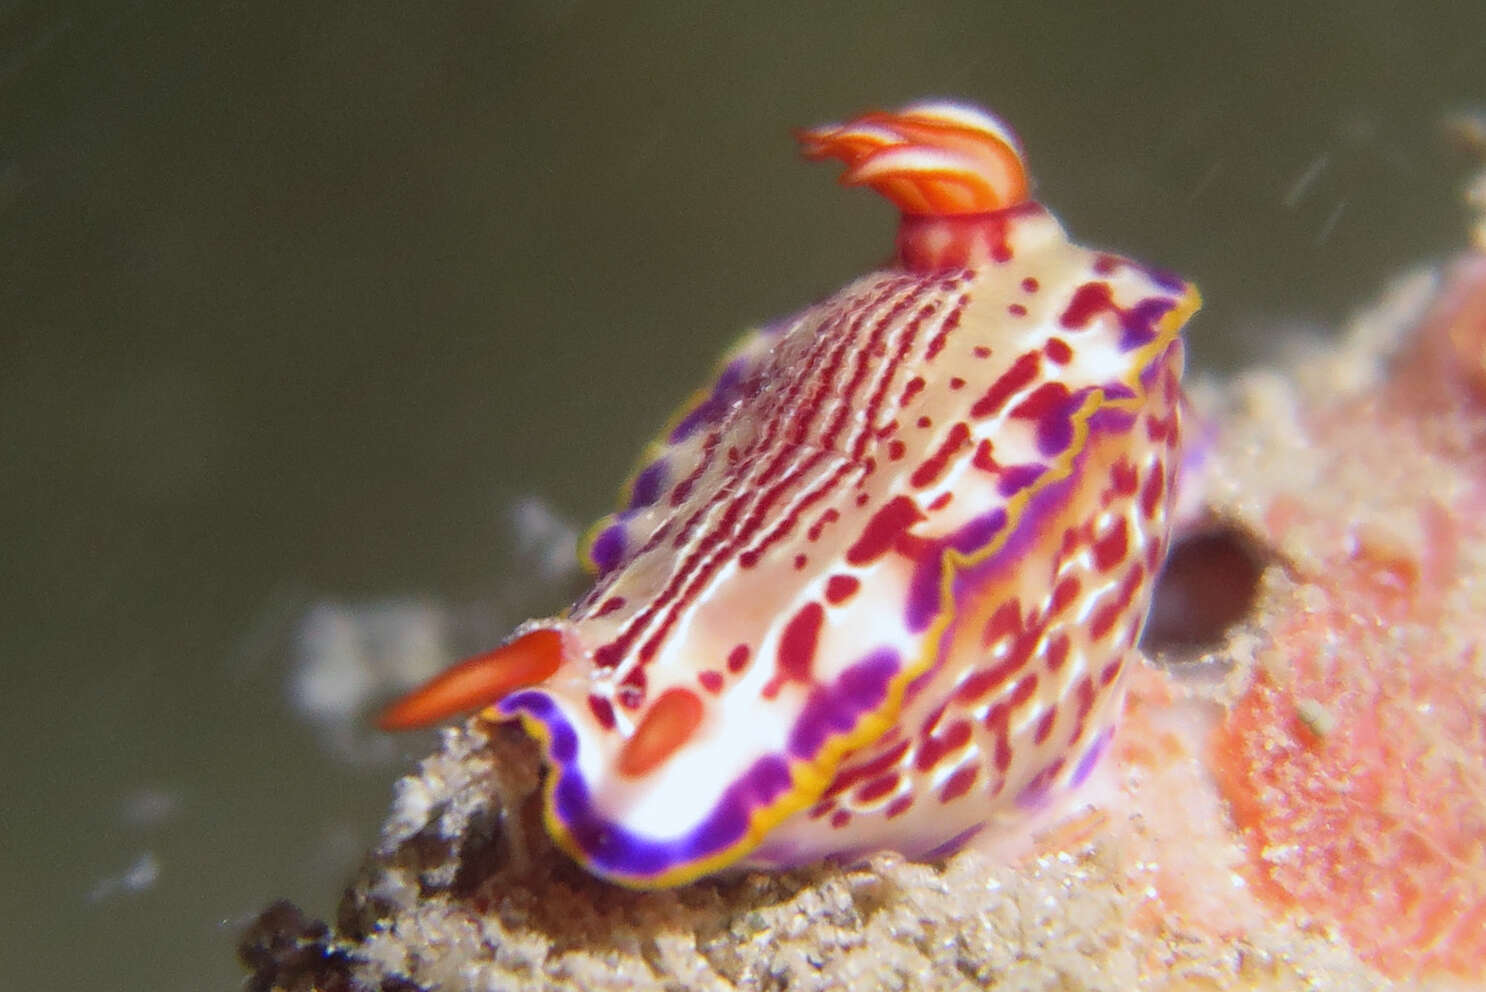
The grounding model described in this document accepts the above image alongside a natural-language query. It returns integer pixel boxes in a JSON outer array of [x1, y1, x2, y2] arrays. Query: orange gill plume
[[797, 100, 1030, 217]]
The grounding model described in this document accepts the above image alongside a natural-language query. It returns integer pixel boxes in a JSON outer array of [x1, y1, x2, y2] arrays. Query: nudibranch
[[382, 101, 1201, 888]]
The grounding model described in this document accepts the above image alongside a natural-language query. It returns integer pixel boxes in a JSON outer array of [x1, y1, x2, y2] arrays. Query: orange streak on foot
[[377, 628, 564, 730], [617, 688, 704, 777]]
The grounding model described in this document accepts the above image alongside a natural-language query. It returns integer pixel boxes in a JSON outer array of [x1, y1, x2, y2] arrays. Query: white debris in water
[[87, 851, 160, 903], [117, 786, 181, 828], [505, 494, 581, 584], [292, 599, 453, 764], [287, 494, 582, 764]]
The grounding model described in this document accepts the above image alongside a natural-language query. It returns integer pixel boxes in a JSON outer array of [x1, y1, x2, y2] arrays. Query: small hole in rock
[[1143, 524, 1266, 654]]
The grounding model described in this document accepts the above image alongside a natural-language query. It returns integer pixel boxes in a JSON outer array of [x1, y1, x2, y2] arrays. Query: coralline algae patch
[[1213, 545, 1486, 977], [1206, 254, 1486, 980], [1435, 256, 1486, 399]]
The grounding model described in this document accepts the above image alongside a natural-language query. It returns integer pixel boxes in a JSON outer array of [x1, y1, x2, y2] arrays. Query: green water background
[[2, 2, 1482, 988]]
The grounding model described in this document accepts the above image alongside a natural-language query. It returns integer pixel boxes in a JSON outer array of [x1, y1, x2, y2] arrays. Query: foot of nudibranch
[[949, 654, 1143, 868], [969, 650, 1257, 938], [377, 628, 563, 730]]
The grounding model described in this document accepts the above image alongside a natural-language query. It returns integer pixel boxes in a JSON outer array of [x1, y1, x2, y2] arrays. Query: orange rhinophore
[[377, 628, 564, 731]]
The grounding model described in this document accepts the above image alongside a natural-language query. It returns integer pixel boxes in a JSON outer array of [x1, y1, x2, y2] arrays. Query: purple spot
[[1014, 780, 1049, 811], [1179, 405, 1217, 478], [733, 756, 794, 808], [1146, 265, 1186, 293], [550, 721, 578, 764], [1085, 406, 1136, 435], [669, 359, 748, 443], [501, 689, 554, 720], [554, 772, 584, 812], [920, 823, 986, 860], [1015, 757, 1065, 810], [1137, 340, 1182, 391], [952, 509, 1008, 554], [905, 510, 1007, 632], [788, 650, 900, 758], [1118, 298, 1176, 351], [997, 463, 1046, 497], [589, 524, 626, 574], [1035, 408, 1074, 455], [628, 460, 669, 509], [949, 471, 1077, 598], [1030, 386, 1095, 458], [1071, 727, 1113, 787]]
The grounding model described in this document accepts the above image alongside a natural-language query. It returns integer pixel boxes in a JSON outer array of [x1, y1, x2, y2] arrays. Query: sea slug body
[[381, 101, 1201, 888]]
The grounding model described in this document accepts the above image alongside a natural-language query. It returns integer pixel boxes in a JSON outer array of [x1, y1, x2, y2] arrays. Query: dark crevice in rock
[[239, 899, 363, 992], [1143, 522, 1268, 654]]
